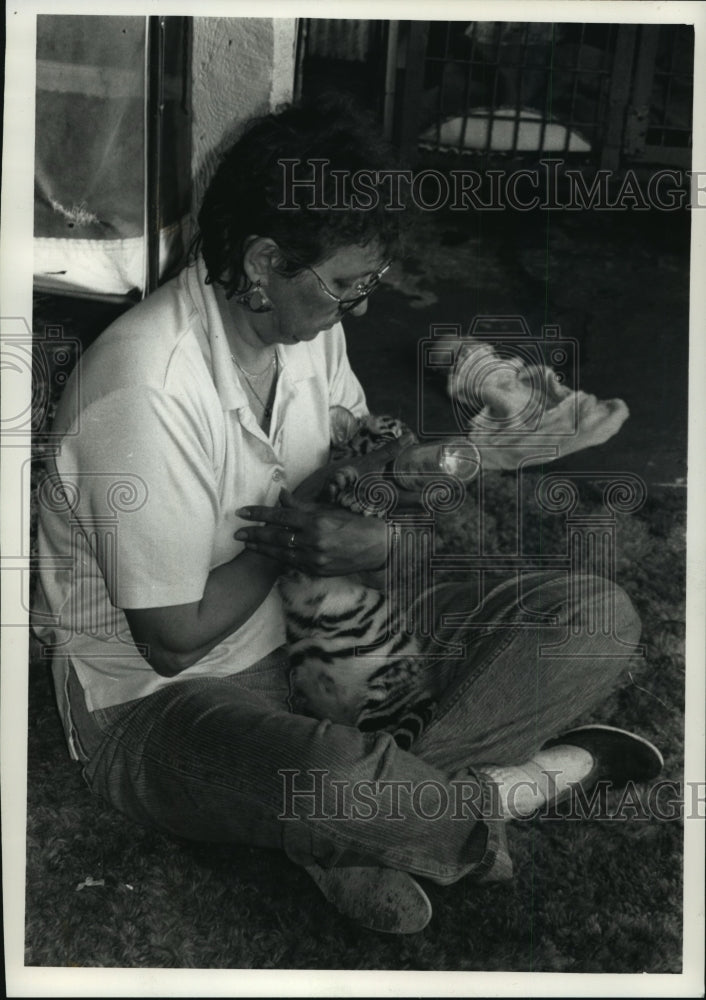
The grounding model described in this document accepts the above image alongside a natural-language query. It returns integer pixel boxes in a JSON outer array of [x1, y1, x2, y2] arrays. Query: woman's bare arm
[[124, 548, 283, 677]]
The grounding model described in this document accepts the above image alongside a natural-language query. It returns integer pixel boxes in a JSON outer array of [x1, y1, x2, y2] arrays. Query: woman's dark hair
[[196, 93, 405, 297]]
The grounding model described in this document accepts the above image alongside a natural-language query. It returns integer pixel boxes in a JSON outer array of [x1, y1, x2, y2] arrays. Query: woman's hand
[[235, 489, 389, 576]]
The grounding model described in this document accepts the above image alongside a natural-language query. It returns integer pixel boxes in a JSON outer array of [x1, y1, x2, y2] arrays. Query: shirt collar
[[184, 256, 320, 412]]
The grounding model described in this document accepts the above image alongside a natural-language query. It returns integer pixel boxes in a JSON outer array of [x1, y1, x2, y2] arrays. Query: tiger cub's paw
[[326, 465, 366, 514]]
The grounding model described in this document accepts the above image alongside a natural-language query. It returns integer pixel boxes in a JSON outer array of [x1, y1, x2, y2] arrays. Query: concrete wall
[[191, 17, 296, 213]]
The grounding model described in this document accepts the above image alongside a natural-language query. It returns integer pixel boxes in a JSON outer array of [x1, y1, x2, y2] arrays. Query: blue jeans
[[67, 573, 641, 884]]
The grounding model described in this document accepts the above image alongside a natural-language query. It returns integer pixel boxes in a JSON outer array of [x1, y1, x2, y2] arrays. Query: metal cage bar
[[599, 24, 637, 170], [296, 18, 694, 172], [145, 15, 164, 297]]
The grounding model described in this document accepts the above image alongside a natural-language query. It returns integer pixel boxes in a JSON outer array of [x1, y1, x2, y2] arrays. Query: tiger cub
[[279, 411, 435, 749]]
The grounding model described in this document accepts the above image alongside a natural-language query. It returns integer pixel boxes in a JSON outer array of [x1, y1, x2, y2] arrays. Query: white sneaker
[[481, 724, 664, 820], [305, 864, 432, 933]]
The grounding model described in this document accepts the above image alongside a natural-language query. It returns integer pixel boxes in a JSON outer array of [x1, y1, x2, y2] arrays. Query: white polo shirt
[[34, 257, 367, 738]]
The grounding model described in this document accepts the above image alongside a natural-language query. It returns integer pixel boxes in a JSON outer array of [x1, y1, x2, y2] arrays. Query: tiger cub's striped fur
[[280, 412, 434, 749]]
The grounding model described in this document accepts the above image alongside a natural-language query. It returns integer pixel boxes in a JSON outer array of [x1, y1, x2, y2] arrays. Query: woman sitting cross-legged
[[34, 95, 662, 934]]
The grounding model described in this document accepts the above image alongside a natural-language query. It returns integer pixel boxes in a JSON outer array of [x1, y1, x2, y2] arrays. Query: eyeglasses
[[306, 260, 392, 314]]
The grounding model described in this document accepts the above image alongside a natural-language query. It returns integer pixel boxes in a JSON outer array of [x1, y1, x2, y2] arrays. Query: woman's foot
[[482, 746, 593, 819], [481, 725, 664, 820], [305, 864, 432, 934]]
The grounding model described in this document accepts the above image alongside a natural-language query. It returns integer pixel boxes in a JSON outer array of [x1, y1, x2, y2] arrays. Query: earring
[[235, 279, 273, 313]]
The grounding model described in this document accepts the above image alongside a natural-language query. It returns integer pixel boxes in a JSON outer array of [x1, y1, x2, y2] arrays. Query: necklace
[[231, 352, 278, 421], [230, 351, 276, 380]]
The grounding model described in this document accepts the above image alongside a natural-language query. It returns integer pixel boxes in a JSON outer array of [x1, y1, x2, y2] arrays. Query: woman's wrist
[[238, 545, 286, 581]]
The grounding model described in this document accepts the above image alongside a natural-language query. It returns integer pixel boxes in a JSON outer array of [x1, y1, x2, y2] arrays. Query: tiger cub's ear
[[329, 406, 361, 446]]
